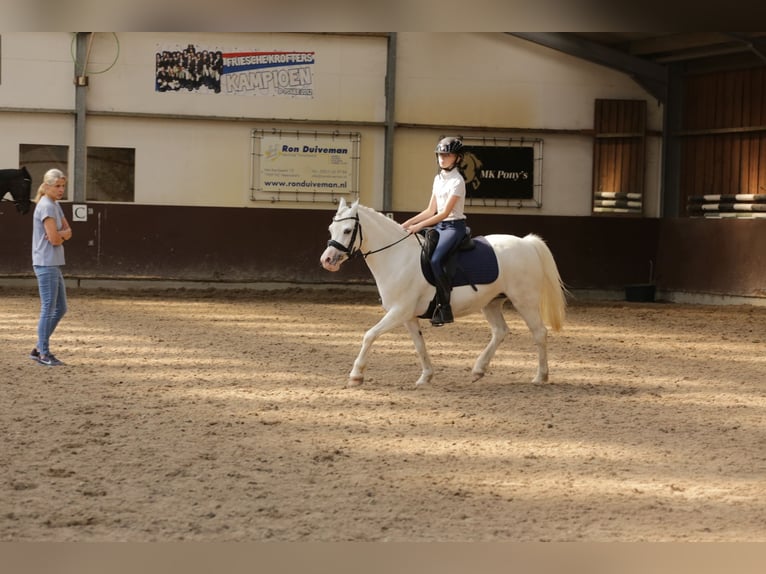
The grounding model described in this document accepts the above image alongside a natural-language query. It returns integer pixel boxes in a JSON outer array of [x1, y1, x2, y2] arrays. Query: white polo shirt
[[431, 168, 466, 221]]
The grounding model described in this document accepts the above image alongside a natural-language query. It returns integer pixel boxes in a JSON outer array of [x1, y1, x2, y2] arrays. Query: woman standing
[[30, 169, 72, 366]]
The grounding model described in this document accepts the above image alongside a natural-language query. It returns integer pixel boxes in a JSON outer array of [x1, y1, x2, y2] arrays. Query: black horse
[[0, 166, 33, 214]]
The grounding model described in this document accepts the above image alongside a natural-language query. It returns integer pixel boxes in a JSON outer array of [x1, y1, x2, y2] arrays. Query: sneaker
[[36, 353, 64, 366], [29, 348, 40, 361]]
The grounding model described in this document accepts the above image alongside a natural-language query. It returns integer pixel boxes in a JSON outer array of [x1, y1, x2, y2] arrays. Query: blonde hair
[[34, 168, 67, 202]]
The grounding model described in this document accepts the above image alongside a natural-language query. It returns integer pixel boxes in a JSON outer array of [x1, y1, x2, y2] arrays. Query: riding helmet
[[434, 137, 464, 155]]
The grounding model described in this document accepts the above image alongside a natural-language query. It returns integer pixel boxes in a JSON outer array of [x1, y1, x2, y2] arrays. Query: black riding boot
[[431, 276, 454, 327]]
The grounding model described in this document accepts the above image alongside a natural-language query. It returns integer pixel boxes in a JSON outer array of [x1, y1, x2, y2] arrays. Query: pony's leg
[[472, 298, 510, 382], [511, 299, 549, 383], [403, 317, 434, 387], [349, 309, 427, 387]]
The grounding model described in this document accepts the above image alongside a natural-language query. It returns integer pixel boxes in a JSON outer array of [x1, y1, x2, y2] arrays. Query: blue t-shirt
[[32, 196, 66, 266]]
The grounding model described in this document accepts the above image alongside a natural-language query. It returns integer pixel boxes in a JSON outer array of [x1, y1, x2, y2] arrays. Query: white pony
[[320, 198, 568, 387]]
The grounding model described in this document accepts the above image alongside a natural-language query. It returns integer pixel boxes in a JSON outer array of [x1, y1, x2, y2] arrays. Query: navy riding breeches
[[430, 219, 467, 279]]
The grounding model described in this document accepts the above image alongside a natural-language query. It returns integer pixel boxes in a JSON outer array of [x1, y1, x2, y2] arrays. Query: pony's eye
[[343, 228, 352, 235]]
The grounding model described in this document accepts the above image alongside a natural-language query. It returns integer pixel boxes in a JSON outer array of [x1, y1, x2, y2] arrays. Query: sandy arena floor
[[1, 287, 765, 541]]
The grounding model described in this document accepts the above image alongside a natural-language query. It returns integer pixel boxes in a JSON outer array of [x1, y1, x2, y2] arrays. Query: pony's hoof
[[347, 377, 364, 388], [471, 371, 485, 382], [415, 373, 433, 387]]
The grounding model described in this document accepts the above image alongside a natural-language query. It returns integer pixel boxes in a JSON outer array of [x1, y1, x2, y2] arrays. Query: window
[[19, 144, 69, 199], [86, 147, 135, 202], [19, 144, 135, 202], [592, 99, 647, 215]]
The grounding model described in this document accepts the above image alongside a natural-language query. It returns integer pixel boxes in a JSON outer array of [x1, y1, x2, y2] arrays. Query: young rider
[[401, 136, 467, 326]]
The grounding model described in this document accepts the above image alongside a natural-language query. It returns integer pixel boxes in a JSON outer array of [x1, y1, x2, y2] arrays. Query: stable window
[[592, 99, 647, 216], [19, 144, 135, 202], [19, 144, 69, 199], [86, 147, 135, 202]]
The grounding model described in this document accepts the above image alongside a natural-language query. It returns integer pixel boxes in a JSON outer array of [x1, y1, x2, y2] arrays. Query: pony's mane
[[356, 203, 403, 232]]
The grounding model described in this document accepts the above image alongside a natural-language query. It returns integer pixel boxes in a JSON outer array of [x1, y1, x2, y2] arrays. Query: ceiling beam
[[507, 32, 668, 103], [627, 32, 734, 56], [723, 32, 766, 64]]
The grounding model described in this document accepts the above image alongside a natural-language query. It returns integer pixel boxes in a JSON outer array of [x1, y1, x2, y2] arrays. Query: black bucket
[[625, 283, 656, 302]]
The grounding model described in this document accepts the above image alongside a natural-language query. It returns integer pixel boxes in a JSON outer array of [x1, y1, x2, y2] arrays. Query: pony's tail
[[525, 234, 569, 331]]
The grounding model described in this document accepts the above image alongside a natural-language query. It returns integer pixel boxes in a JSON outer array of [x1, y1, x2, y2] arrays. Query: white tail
[[526, 234, 569, 331]]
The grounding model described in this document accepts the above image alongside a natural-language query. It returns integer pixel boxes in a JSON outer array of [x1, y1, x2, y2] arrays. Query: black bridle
[[0, 169, 33, 214], [327, 215, 363, 257], [327, 213, 413, 260]]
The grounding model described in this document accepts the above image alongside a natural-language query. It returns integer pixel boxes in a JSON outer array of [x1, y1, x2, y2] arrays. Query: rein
[[328, 214, 413, 260]]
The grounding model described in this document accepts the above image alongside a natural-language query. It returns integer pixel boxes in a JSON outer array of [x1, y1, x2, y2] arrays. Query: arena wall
[[4, 199, 766, 300], [0, 32, 661, 213], [2, 33, 764, 301]]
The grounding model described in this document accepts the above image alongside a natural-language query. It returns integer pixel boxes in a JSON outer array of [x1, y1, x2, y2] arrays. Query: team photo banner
[[156, 44, 315, 97]]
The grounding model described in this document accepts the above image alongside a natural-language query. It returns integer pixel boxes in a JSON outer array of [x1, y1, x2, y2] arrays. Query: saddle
[[419, 227, 476, 288], [416, 228, 500, 320]]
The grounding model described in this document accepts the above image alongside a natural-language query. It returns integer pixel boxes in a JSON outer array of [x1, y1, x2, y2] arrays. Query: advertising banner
[[251, 131, 360, 202], [460, 144, 536, 200], [156, 44, 315, 97]]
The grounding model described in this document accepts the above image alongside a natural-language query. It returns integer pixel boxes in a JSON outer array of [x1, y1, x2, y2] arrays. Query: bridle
[[327, 215, 363, 257], [0, 173, 32, 209], [327, 213, 413, 260]]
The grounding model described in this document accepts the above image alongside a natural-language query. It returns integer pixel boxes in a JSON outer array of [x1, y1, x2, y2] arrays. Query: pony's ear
[[338, 197, 347, 211], [351, 198, 359, 208]]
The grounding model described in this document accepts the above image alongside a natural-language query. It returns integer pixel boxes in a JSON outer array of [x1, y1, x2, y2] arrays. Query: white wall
[[0, 33, 74, 110], [0, 32, 663, 216], [84, 32, 388, 122], [392, 33, 663, 216], [86, 116, 385, 208]]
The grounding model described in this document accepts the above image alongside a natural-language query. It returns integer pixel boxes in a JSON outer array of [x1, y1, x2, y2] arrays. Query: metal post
[[73, 32, 90, 204], [382, 33, 397, 212], [661, 63, 683, 218]]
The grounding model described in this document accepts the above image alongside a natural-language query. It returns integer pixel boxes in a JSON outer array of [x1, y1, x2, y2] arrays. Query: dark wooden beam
[[507, 32, 668, 104]]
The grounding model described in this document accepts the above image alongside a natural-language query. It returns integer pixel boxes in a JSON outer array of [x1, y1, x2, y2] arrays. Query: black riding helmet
[[434, 136, 464, 171], [435, 136, 464, 155]]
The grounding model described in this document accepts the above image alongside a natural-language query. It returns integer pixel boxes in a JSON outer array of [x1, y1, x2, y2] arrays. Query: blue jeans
[[430, 219, 467, 279], [34, 265, 68, 356]]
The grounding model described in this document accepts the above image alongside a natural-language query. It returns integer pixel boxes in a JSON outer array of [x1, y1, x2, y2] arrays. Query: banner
[[460, 145, 536, 200], [251, 131, 360, 202], [156, 44, 315, 97]]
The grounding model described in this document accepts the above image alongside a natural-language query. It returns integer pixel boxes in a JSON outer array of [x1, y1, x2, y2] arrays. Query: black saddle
[[419, 227, 476, 287]]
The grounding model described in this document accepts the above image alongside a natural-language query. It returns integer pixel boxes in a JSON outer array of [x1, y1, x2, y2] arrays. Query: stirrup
[[430, 305, 454, 326]]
